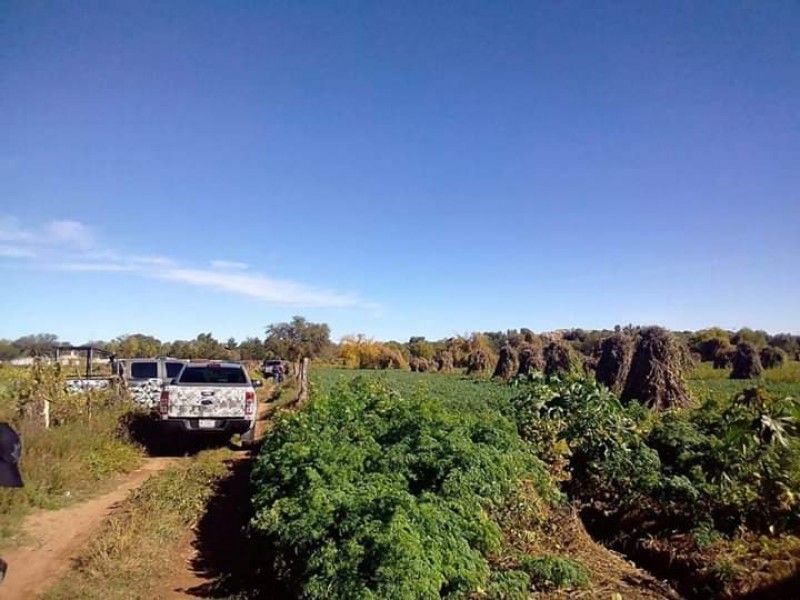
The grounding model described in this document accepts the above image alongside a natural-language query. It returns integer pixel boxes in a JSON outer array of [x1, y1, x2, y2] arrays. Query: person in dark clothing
[[0, 422, 23, 584]]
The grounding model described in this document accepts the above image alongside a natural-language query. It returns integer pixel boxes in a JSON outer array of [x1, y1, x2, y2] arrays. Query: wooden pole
[[296, 357, 309, 405], [86, 347, 94, 378]]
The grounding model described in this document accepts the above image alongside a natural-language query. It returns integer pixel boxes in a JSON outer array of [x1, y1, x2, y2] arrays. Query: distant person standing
[[274, 362, 284, 385], [0, 422, 24, 585]]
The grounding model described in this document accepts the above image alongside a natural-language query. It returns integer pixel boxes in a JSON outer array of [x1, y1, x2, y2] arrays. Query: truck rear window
[[178, 366, 247, 384], [130, 362, 158, 379], [165, 362, 184, 378]]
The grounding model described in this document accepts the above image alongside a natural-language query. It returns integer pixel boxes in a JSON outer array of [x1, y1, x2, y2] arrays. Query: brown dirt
[[160, 390, 287, 599], [0, 457, 176, 599], [490, 480, 682, 600]]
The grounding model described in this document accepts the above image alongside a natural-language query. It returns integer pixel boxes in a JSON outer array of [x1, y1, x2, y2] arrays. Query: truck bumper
[[160, 418, 253, 435]]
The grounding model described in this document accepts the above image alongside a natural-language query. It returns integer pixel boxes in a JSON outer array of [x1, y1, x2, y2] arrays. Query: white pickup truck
[[159, 361, 262, 437]]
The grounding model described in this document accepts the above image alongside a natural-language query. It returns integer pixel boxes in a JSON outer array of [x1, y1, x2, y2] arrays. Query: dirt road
[[1, 457, 176, 599]]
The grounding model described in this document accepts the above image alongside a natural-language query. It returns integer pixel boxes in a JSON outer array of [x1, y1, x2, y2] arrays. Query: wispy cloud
[[158, 268, 359, 307], [43, 220, 94, 248], [0, 245, 36, 258], [0, 214, 370, 309], [0, 216, 94, 248], [210, 259, 249, 270]]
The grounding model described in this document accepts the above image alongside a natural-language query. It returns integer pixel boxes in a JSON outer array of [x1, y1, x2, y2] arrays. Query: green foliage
[[408, 336, 435, 360], [508, 374, 800, 536], [519, 555, 590, 589], [732, 328, 770, 349], [510, 374, 661, 510], [264, 316, 331, 361], [251, 376, 552, 599], [485, 569, 530, 600], [689, 328, 733, 362]]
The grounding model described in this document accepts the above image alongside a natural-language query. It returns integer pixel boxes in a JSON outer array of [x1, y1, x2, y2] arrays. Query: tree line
[[1, 320, 798, 367]]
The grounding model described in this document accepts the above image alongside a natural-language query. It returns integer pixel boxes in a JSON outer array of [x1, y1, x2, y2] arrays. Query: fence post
[[296, 357, 309, 405]]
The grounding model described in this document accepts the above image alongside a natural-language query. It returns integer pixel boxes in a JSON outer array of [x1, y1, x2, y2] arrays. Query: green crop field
[[686, 360, 800, 408], [299, 365, 800, 599]]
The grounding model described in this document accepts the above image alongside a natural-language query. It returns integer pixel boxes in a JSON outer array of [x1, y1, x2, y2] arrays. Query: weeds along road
[[1, 457, 178, 599]]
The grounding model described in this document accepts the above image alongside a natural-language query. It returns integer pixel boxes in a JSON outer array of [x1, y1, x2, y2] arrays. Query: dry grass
[[0, 409, 143, 545], [485, 480, 678, 599], [42, 448, 232, 600]]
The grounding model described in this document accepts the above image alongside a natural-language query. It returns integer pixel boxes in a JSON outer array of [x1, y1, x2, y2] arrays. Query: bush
[[485, 569, 531, 600], [519, 555, 590, 589], [250, 377, 552, 599], [509, 375, 800, 537], [510, 375, 661, 510]]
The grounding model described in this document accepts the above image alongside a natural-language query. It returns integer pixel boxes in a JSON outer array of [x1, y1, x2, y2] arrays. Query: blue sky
[[1, 1, 798, 343]]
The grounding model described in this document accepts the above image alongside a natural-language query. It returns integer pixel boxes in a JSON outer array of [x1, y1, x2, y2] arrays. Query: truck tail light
[[160, 390, 170, 416], [245, 390, 255, 417]]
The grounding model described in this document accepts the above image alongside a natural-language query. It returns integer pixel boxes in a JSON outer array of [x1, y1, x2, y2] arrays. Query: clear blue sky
[[1, 1, 798, 343]]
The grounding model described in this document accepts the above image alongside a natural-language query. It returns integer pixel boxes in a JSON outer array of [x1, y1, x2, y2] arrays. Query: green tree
[[0, 339, 21, 361], [191, 333, 226, 359], [408, 336, 434, 360], [113, 333, 162, 358], [13, 333, 59, 356], [769, 333, 799, 358], [732, 328, 769, 348], [264, 316, 331, 361], [689, 328, 733, 362], [239, 337, 267, 361]]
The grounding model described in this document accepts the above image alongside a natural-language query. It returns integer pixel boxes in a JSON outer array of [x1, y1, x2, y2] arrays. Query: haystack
[[544, 340, 573, 377], [409, 357, 430, 373], [621, 327, 691, 410], [595, 333, 633, 394], [759, 346, 786, 370], [435, 351, 454, 372], [516, 343, 545, 377], [713, 345, 735, 369], [466, 350, 489, 374], [492, 344, 516, 380], [731, 342, 763, 379]]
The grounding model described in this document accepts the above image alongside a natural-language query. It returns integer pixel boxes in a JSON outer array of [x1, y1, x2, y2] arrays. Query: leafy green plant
[[485, 569, 530, 599], [519, 555, 590, 589], [251, 377, 553, 599]]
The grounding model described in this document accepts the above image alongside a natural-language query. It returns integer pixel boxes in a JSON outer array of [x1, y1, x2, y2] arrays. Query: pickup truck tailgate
[[167, 386, 248, 418]]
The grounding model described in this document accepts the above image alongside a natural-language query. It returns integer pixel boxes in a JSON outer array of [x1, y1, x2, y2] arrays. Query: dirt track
[[1, 457, 176, 599]]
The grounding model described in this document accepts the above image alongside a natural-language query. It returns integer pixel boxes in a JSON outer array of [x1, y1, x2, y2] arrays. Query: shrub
[[510, 375, 661, 510], [485, 569, 531, 600], [519, 555, 590, 589], [250, 377, 551, 599]]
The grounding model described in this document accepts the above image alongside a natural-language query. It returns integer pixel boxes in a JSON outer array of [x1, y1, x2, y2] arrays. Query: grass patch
[[687, 360, 800, 405], [42, 448, 232, 600], [0, 409, 143, 544]]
